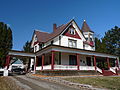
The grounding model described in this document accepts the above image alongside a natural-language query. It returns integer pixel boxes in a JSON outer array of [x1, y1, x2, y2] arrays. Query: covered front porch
[[35, 45, 119, 74]]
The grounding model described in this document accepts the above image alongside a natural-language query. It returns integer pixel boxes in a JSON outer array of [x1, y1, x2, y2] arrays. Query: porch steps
[[102, 70, 118, 76]]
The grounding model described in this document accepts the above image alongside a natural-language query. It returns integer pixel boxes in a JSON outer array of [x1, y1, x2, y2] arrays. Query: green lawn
[[64, 76, 120, 90], [0, 77, 20, 90]]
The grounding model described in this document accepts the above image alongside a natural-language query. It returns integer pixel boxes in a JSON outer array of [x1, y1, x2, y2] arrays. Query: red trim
[[94, 56, 97, 70], [63, 27, 81, 39], [51, 51, 55, 70], [36, 56, 38, 66], [107, 57, 110, 69], [5, 56, 10, 69], [34, 41, 39, 45], [89, 41, 94, 46], [42, 54, 44, 70]]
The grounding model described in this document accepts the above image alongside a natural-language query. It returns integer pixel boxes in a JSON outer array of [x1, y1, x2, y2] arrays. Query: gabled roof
[[34, 19, 76, 43], [35, 30, 50, 43], [81, 20, 94, 33], [11, 59, 23, 64]]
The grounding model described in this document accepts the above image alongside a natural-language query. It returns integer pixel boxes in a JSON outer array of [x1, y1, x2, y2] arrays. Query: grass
[[0, 77, 21, 90], [64, 76, 120, 90]]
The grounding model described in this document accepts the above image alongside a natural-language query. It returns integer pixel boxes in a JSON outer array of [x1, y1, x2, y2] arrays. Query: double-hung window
[[68, 39, 77, 48]]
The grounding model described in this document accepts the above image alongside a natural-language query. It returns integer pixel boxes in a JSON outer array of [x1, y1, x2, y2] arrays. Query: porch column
[[6, 55, 10, 69], [76, 54, 80, 70], [36, 56, 38, 67], [41, 54, 44, 70], [51, 51, 55, 70], [107, 57, 110, 69], [94, 56, 97, 70], [34, 56, 37, 74]]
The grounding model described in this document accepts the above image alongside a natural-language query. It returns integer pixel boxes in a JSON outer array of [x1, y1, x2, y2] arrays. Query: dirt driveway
[[13, 75, 78, 90]]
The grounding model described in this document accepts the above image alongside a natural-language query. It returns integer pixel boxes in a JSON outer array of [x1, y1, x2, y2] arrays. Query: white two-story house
[[30, 19, 119, 75]]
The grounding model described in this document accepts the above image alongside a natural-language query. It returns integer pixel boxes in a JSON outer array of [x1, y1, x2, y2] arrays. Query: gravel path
[[13, 75, 78, 90]]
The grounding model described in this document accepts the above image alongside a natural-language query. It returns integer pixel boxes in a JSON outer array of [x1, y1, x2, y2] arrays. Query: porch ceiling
[[36, 45, 118, 59], [9, 50, 35, 57]]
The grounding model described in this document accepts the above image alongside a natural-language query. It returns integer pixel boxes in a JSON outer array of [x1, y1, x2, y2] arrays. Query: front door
[[69, 55, 77, 65]]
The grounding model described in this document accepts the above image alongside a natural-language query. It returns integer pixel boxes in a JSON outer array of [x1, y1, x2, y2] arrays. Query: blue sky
[[0, 0, 120, 50]]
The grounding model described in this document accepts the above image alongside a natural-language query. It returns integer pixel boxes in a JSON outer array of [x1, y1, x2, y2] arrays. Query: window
[[35, 46, 37, 52], [39, 43, 44, 49], [68, 39, 77, 48], [69, 28, 75, 35], [85, 37, 92, 41], [51, 40, 54, 45], [39, 44, 42, 49]]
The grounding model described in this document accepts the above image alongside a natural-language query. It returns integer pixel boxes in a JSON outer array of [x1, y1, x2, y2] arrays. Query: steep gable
[[63, 25, 81, 39], [31, 19, 86, 47], [61, 20, 86, 41]]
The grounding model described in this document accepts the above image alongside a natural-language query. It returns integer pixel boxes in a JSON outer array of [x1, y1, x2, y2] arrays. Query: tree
[[102, 26, 120, 55], [0, 22, 13, 67], [22, 41, 33, 65], [95, 37, 107, 53], [23, 41, 33, 53]]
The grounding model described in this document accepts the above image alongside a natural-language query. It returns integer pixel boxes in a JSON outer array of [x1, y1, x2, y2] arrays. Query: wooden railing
[[54, 65, 77, 70], [80, 66, 95, 70]]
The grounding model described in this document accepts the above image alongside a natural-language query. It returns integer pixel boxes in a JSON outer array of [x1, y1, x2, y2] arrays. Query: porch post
[[51, 51, 55, 70], [36, 56, 38, 67], [94, 56, 97, 70], [41, 54, 44, 70], [6, 55, 10, 69], [76, 54, 80, 70], [34, 56, 37, 74], [107, 57, 110, 69]]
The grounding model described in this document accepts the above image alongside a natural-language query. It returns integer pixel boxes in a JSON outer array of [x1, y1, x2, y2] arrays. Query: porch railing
[[54, 65, 77, 70], [110, 67, 117, 73], [43, 65, 51, 70], [36, 66, 42, 70], [96, 67, 102, 73], [80, 66, 95, 70], [36, 65, 103, 72]]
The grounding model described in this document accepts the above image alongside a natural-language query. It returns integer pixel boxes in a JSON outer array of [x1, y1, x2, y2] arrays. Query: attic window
[[69, 28, 75, 35]]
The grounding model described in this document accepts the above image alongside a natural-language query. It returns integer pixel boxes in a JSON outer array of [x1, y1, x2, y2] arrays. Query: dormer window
[[69, 28, 75, 35]]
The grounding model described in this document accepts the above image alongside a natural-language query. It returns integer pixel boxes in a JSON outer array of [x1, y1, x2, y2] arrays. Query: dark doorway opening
[[96, 57, 109, 70], [69, 55, 77, 65], [86, 57, 91, 66]]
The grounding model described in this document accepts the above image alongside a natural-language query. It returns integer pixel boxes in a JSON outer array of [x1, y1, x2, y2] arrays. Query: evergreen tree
[[23, 41, 33, 53], [102, 26, 120, 55], [22, 41, 33, 65], [0, 22, 13, 67], [95, 37, 107, 53]]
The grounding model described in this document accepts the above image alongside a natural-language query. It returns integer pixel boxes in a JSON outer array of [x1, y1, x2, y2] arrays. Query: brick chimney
[[53, 24, 57, 32]]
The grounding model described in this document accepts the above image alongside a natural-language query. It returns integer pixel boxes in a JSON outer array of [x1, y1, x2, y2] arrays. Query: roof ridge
[[35, 29, 50, 34]]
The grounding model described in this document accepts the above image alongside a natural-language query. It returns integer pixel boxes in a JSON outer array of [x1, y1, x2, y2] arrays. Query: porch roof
[[9, 50, 35, 57], [36, 45, 118, 59]]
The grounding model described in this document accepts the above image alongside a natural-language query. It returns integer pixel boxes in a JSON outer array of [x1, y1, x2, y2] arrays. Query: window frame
[[68, 39, 77, 48], [69, 28, 75, 35]]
